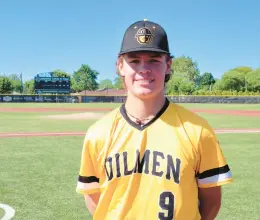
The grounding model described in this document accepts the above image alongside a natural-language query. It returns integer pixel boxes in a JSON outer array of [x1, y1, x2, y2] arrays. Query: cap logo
[[135, 27, 154, 44]]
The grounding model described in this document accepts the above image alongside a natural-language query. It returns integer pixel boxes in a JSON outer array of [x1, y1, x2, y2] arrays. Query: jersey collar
[[120, 98, 170, 131]]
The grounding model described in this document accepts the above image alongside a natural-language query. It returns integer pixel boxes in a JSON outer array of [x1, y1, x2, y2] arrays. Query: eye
[[149, 59, 160, 63], [129, 59, 139, 63]]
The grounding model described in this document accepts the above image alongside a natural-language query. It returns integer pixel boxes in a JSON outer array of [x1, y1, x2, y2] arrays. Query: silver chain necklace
[[125, 110, 154, 125]]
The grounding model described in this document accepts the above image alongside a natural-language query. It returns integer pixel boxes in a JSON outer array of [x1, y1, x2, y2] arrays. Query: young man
[[76, 19, 233, 220]]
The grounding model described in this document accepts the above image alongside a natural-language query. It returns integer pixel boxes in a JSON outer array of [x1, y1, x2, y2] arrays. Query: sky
[[0, 0, 259, 82]]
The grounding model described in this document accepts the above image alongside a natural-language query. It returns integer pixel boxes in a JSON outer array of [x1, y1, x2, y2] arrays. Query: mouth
[[135, 79, 155, 84]]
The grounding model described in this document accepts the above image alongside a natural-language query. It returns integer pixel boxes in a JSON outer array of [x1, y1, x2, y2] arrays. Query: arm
[[84, 192, 101, 215], [198, 186, 222, 220], [196, 123, 233, 219], [76, 132, 101, 215]]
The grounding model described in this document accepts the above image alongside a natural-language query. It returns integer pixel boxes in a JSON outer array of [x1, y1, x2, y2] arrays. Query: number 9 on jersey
[[158, 191, 174, 220]]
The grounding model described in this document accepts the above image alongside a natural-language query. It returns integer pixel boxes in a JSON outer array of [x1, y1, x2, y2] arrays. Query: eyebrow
[[126, 53, 138, 58], [150, 54, 163, 58]]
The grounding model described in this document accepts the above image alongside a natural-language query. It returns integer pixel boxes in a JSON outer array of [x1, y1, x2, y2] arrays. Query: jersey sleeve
[[76, 131, 100, 195], [196, 123, 233, 188]]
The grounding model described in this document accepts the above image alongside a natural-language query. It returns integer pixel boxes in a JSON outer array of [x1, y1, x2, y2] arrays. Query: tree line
[[1, 56, 259, 95]]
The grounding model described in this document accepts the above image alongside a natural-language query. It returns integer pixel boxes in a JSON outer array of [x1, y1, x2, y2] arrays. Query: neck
[[125, 92, 166, 120]]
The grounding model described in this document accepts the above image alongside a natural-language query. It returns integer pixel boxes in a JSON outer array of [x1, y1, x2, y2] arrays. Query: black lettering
[[115, 153, 121, 178], [159, 192, 174, 220], [134, 149, 150, 174], [166, 155, 181, 184], [105, 157, 113, 181], [152, 151, 165, 177], [123, 152, 134, 176]]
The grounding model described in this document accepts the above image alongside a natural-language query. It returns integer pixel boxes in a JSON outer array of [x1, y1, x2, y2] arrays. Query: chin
[[132, 88, 159, 99]]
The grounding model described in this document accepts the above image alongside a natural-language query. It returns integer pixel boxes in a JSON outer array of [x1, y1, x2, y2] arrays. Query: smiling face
[[117, 52, 172, 100]]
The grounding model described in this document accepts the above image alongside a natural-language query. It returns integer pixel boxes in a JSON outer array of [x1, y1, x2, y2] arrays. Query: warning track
[[0, 129, 260, 138]]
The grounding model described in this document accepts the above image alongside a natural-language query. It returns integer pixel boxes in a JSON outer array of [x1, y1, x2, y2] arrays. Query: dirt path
[[1, 129, 260, 138]]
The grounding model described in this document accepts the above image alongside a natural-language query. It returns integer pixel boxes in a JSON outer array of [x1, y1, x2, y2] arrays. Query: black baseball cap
[[118, 19, 172, 56]]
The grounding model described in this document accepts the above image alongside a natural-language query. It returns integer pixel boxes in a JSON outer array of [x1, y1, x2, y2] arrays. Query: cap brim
[[119, 47, 172, 56]]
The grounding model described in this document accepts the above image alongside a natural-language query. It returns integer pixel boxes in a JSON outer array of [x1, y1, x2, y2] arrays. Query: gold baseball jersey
[[76, 99, 233, 220]]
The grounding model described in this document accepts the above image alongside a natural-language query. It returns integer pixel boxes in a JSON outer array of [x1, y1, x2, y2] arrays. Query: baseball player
[[76, 19, 233, 220]]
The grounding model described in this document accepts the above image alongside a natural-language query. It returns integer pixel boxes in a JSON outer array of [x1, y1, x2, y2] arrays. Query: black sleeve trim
[[78, 175, 99, 183], [197, 165, 230, 179]]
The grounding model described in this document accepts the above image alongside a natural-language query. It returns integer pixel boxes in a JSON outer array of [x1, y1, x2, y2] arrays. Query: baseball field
[[1, 102, 260, 220]]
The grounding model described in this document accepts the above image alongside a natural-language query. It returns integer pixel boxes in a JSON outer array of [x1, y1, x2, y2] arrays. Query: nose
[[139, 62, 152, 75]]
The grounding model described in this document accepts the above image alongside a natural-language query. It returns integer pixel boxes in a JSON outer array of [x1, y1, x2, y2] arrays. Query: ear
[[166, 57, 172, 75], [117, 57, 125, 77]]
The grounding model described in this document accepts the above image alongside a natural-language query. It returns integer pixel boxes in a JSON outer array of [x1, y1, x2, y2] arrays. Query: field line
[[0, 203, 15, 220]]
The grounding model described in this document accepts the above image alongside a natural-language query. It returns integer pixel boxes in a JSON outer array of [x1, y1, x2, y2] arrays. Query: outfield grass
[[1, 134, 259, 219], [0, 209, 5, 219], [216, 134, 260, 220], [1, 137, 89, 220], [196, 113, 260, 129], [1, 102, 260, 110], [0, 112, 97, 133], [0, 103, 260, 220], [0, 102, 120, 109], [1, 110, 260, 134]]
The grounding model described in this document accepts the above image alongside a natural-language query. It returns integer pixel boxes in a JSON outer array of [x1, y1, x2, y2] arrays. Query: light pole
[[20, 72, 23, 94]]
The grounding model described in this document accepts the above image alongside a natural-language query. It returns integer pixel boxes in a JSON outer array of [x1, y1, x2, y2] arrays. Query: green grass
[[181, 103, 260, 110], [0, 112, 97, 133], [0, 102, 120, 109], [1, 110, 259, 134], [216, 134, 260, 220], [0, 103, 260, 220], [1, 102, 260, 110], [196, 113, 260, 128], [1, 134, 259, 219], [0, 209, 5, 219], [0, 137, 89, 220]]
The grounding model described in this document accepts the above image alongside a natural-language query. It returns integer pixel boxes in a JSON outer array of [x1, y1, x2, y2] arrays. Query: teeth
[[138, 80, 153, 83]]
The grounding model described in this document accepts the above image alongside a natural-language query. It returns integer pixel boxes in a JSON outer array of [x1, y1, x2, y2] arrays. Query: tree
[[178, 81, 196, 95], [246, 68, 260, 92], [221, 71, 245, 91], [71, 64, 99, 92], [52, 69, 72, 92], [166, 76, 182, 94], [171, 56, 200, 83], [113, 76, 124, 89], [198, 72, 215, 91], [99, 79, 113, 89], [228, 66, 252, 91], [167, 56, 200, 94], [230, 66, 252, 75], [23, 79, 35, 94], [212, 79, 224, 91], [52, 69, 71, 77], [8, 74, 23, 93], [0, 76, 13, 94]]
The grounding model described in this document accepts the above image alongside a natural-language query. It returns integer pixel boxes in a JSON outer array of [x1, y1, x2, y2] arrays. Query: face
[[117, 52, 172, 99]]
